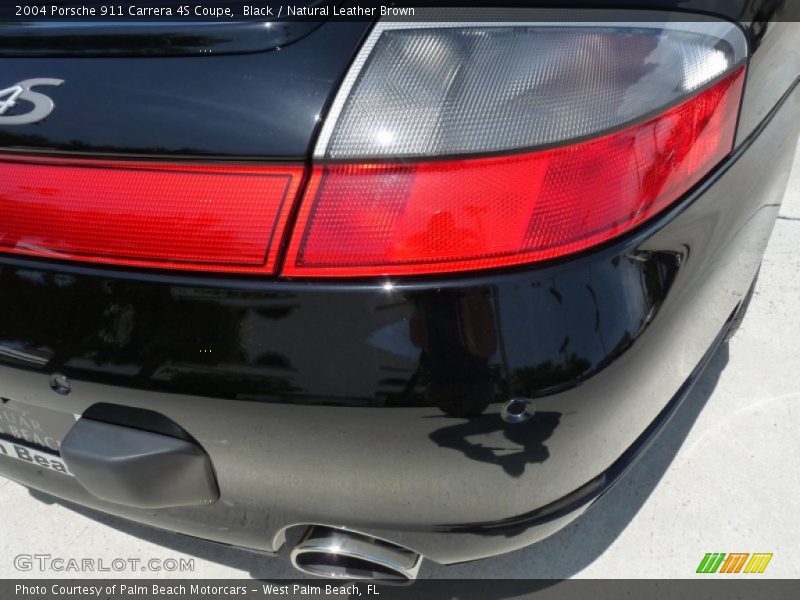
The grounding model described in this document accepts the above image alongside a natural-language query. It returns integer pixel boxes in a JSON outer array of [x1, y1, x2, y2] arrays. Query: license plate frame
[[0, 437, 73, 476], [0, 398, 77, 452]]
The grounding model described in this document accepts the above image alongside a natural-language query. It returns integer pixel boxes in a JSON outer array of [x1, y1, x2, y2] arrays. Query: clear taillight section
[[0, 156, 303, 274], [284, 68, 745, 277], [283, 15, 748, 278], [319, 22, 747, 159]]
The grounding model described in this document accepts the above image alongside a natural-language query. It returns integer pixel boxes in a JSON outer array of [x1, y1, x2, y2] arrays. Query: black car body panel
[[0, 19, 371, 157], [0, 0, 799, 570], [0, 20, 329, 58], [0, 0, 333, 58]]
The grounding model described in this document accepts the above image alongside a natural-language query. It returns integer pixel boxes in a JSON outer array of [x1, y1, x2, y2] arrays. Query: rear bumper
[[0, 80, 798, 566]]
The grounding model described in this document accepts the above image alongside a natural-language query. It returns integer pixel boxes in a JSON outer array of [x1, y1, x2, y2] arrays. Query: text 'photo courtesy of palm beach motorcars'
[[0, 0, 798, 582]]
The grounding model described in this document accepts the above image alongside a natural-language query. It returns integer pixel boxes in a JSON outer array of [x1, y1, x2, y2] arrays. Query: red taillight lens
[[283, 68, 745, 278], [0, 157, 303, 274]]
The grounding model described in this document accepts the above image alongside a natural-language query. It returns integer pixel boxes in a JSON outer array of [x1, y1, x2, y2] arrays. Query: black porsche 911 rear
[[0, 2, 799, 581]]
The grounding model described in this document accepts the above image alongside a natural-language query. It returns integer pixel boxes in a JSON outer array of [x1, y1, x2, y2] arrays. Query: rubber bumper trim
[[61, 419, 219, 509]]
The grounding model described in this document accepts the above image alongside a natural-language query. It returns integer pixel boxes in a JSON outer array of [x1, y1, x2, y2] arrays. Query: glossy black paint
[[0, 0, 799, 568], [0, 19, 327, 57], [0, 235, 680, 407], [0, 19, 371, 158]]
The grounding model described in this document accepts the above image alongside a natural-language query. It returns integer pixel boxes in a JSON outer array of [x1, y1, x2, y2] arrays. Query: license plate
[[0, 437, 73, 476], [0, 398, 76, 476], [0, 399, 76, 451]]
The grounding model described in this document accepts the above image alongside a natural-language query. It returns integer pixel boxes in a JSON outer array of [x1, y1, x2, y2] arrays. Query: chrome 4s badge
[[0, 78, 63, 124]]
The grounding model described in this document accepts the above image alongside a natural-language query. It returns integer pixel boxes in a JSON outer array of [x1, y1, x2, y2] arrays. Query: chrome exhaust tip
[[290, 526, 422, 581]]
